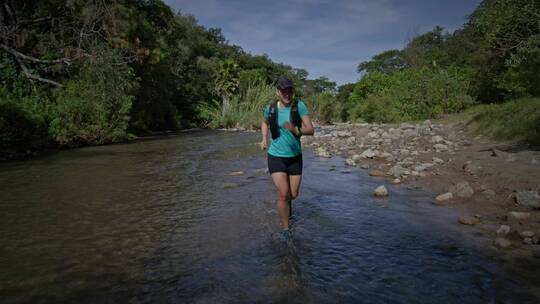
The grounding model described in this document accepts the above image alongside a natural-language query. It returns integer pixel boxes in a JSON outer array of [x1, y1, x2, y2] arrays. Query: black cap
[[276, 77, 294, 90]]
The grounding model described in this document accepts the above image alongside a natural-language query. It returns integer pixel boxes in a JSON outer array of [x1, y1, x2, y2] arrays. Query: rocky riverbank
[[303, 120, 540, 253]]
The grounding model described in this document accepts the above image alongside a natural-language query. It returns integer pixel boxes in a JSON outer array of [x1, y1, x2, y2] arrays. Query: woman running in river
[[260, 76, 315, 240]]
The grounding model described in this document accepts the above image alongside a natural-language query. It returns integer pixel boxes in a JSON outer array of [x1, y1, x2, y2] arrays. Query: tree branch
[[0, 43, 70, 65], [14, 54, 63, 87], [19, 16, 52, 26]]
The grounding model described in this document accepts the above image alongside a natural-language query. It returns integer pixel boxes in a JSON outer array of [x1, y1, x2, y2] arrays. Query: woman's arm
[[260, 118, 269, 150], [300, 115, 315, 136]]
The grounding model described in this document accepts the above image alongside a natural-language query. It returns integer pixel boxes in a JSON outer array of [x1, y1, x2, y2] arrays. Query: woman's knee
[[277, 192, 288, 202]]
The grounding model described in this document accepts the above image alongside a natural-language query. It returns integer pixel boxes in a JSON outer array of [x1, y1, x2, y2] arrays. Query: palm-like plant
[[213, 59, 240, 115]]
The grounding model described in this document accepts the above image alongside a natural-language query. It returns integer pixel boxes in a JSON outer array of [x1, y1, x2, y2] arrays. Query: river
[[1, 130, 539, 303]]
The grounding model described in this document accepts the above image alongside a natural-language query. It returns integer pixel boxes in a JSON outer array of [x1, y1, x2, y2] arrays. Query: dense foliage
[[0, 0, 317, 158], [348, 68, 474, 123], [2, 0, 539, 158], [346, 0, 539, 128]]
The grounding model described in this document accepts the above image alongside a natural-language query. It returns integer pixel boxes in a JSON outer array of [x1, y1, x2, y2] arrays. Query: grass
[[203, 82, 345, 129], [442, 98, 540, 145], [202, 82, 275, 130]]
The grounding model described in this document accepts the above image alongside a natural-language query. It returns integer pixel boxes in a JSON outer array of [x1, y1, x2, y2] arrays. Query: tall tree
[[213, 59, 240, 115], [357, 49, 406, 74]]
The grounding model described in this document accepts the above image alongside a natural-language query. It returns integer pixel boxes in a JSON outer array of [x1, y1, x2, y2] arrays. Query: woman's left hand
[[283, 122, 299, 135]]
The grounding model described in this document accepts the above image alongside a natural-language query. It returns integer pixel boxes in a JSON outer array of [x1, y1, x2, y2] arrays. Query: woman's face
[[277, 88, 293, 103]]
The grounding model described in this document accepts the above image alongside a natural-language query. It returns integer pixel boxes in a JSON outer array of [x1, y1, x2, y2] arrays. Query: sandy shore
[[302, 120, 540, 254]]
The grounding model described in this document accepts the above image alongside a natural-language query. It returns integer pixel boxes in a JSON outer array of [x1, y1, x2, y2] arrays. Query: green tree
[[473, 0, 540, 97], [214, 59, 240, 115], [304, 76, 337, 94], [402, 26, 451, 69], [357, 49, 406, 74], [335, 83, 355, 121]]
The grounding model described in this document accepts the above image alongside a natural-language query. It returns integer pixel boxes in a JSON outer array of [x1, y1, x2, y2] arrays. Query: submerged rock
[[229, 171, 244, 176], [374, 185, 389, 197], [458, 215, 480, 225], [315, 147, 331, 158], [345, 158, 356, 166], [435, 192, 453, 203], [369, 169, 386, 177]]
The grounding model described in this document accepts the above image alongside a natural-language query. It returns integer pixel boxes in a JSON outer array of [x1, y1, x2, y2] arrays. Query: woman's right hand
[[260, 140, 267, 151]]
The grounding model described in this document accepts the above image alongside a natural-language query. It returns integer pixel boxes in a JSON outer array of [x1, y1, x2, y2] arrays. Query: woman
[[260, 77, 315, 240]]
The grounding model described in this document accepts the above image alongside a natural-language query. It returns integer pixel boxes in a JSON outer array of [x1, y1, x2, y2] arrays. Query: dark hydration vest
[[269, 100, 302, 140]]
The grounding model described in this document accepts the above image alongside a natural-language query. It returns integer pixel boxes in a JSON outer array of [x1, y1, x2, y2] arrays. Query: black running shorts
[[267, 154, 303, 175]]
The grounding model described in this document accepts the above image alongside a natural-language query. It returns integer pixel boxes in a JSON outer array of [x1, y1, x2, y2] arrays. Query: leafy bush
[[49, 50, 136, 146], [349, 94, 401, 123], [309, 92, 337, 123], [348, 67, 475, 123], [0, 98, 52, 158], [0, 55, 52, 158], [349, 72, 395, 103]]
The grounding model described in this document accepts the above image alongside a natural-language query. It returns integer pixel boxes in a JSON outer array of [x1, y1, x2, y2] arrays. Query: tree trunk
[[222, 95, 230, 115]]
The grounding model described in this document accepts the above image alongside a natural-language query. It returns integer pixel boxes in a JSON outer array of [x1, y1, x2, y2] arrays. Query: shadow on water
[[1, 130, 540, 303]]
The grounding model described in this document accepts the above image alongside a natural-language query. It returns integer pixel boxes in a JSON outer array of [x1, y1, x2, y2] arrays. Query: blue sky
[[163, 0, 481, 85]]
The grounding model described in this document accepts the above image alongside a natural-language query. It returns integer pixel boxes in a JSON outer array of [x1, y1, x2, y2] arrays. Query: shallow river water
[[1, 130, 539, 303]]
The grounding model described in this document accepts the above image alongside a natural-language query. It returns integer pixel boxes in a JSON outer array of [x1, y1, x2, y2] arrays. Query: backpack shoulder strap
[[290, 99, 302, 129], [269, 100, 279, 140]]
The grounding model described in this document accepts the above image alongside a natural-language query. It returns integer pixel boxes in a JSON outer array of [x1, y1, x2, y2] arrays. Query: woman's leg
[[288, 174, 302, 217], [289, 175, 302, 200], [271, 172, 291, 229]]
